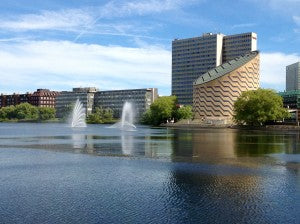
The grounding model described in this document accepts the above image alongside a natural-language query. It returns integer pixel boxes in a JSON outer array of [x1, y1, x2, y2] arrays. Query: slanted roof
[[194, 51, 259, 86]]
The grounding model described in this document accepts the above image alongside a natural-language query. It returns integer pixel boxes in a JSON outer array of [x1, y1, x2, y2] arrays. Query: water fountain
[[70, 99, 87, 128], [110, 101, 136, 131]]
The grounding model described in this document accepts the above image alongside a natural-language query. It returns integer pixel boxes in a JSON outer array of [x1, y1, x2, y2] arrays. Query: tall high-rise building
[[172, 32, 257, 105], [286, 62, 300, 91]]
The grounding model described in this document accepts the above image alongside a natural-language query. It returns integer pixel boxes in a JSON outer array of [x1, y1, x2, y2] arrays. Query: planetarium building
[[193, 51, 260, 124]]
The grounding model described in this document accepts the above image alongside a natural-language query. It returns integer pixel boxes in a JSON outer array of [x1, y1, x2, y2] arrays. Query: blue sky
[[0, 0, 299, 95]]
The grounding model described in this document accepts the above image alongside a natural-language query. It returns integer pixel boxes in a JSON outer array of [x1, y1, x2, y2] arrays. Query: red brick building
[[30, 89, 60, 108], [0, 89, 60, 108], [0, 93, 32, 108]]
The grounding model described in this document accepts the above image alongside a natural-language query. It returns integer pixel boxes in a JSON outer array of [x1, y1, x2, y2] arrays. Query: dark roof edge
[[194, 51, 259, 86]]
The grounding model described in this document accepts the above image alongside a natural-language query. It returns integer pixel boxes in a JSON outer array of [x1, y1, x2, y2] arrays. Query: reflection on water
[[72, 134, 86, 149], [0, 123, 300, 167], [0, 123, 299, 223], [121, 133, 133, 155]]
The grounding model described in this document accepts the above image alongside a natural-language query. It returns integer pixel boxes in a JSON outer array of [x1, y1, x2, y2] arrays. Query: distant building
[[286, 62, 300, 91], [0, 93, 32, 108], [94, 88, 158, 118], [0, 89, 59, 108], [30, 89, 60, 108], [172, 32, 257, 105], [55, 87, 98, 118], [193, 51, 260, 124], [278, 90, 300, 122]]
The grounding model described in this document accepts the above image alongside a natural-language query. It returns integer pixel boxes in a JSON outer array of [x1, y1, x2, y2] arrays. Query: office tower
[[172, 32, 257, 105], [286, 62, 300, 91]]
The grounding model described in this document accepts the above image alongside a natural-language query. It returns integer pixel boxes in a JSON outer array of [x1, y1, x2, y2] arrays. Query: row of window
[[173, 67, 214, 73], [172, 58, 216, 64], [172, 44, 217, 51], [173, 40, 217, 46], [224, 34, 252, 40]]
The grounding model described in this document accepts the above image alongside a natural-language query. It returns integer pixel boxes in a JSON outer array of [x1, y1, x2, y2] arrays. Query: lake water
[[0, 122, 299, 223]]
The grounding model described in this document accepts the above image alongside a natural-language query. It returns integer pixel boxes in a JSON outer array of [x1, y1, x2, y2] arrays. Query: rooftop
[[194, 51, 259, 86]]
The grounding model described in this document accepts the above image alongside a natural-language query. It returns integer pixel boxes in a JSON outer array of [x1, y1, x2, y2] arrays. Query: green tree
[[233, 89, 290, 126], [176, 105, 193, 120], [141, 109, 153, 125], [87, 107, 114, 124], [0, 106, 16, 120], [142, 96, 178, 126], [14, 103, 38, 120], [38, 107, 56, 120], [103, 108, 113, 122], [60, 104, 74, 121]]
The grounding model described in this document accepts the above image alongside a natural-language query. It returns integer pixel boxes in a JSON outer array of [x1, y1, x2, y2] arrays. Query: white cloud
[[294, 16, 300, 25], [0, 0, 195, 32], [246, 0, 300, 19], [260, 52, 300, 90], [0, 9, 93, 31], [100, 0, 190, 17], [0, 40, 171, 95], [231, 23, 257, 29]]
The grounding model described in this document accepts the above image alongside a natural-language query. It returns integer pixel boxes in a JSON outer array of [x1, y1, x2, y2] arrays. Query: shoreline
[[161, 123, 300, 131]]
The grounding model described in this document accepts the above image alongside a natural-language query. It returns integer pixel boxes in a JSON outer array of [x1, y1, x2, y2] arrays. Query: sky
[[0, 0, 299, 96]]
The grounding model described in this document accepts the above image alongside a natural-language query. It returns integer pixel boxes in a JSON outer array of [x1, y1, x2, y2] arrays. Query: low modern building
[[286, 62, 300, 91], [94, 88, 158, 118], [55, 87, 98, 118], [278, 90, 300, 122], [193, 51, 260, 124]]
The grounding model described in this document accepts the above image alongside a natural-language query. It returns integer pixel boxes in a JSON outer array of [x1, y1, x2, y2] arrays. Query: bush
[[87, 107, 114, 124]]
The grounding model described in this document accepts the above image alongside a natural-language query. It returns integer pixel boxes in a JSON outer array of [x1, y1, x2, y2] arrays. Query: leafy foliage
[[87, 107, 114, 124], [38, 107, 56, 120], [0, 103, 56, 121], [176, 105, 193, 120], [15, 103, 39, 120], [141, 96, 193, 126], [60, 103, 74, 121], [233, 89, 290, 125]]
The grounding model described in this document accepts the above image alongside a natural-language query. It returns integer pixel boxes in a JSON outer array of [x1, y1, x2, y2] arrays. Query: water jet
[[110, 101, 136, 131], [70, 99, 87, 128]]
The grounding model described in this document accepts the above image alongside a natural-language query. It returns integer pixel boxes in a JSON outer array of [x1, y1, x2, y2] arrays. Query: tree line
[[0, 103, 56, 121]]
